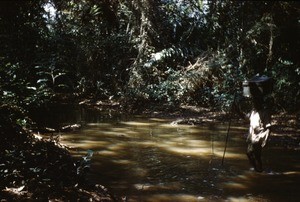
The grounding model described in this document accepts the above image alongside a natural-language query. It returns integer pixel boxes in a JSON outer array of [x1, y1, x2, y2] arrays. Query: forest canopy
[[0, 0, 299, 113]]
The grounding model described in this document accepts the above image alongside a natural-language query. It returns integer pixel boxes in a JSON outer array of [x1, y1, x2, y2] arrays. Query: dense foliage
[[1, 0, 299, 114], [0, 0, 299, 200]]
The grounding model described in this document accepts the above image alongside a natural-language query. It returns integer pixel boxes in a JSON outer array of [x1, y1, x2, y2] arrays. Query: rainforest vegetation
[[0, 0, 299, 200]]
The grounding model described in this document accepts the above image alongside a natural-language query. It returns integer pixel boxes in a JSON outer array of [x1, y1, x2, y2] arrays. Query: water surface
[[34, 105, 300, 201], [57, 112, 300, 202]]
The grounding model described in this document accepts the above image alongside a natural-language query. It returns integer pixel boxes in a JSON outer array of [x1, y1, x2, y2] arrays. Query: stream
[[33, 105, 300, 202]]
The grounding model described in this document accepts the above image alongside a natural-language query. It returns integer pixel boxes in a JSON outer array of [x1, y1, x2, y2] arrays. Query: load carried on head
[[242, 75, 273, 98]]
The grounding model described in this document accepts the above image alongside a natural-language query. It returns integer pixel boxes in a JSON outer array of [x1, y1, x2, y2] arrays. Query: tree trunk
[[127, 0, 153, 89]]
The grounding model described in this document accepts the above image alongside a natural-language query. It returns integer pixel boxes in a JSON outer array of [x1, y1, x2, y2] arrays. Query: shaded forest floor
[[1, 98, 299, 201]]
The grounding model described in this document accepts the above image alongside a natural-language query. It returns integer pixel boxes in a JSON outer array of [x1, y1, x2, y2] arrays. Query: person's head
[[252, 95, 263, 110], [249, 83, 264, 110]]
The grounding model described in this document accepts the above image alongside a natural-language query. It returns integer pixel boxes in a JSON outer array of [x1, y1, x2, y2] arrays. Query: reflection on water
[[39, 106, 300, 202]]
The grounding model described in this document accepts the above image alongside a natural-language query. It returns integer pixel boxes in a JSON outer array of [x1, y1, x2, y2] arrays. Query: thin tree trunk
[[128, 0, 152, 89]]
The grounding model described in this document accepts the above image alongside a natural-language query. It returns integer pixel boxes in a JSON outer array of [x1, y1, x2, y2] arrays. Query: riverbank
[[0, 127, 116, 201], [82, 98, 299, 144], [77, 97, 300, 153]]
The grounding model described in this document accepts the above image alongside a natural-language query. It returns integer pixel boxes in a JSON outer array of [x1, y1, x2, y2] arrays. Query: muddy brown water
[[33, 105, 300, 202]]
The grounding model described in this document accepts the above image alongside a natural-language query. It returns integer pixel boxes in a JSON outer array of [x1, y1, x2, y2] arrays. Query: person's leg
[[247, 143, 257, 170], [253, 144, 263, 172]]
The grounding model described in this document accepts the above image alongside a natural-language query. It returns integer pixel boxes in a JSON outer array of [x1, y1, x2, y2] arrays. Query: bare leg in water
[[247, 143, 263, 172]]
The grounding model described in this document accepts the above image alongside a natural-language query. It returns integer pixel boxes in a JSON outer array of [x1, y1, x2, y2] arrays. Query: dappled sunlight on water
[[59, 115, 300, 201]]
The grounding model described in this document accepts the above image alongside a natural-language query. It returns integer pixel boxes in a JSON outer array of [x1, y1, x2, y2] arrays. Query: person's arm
[[263, 109, 272, 131]]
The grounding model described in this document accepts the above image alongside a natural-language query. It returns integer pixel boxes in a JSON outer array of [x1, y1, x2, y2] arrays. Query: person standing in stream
[[246, 88, 272, 172]]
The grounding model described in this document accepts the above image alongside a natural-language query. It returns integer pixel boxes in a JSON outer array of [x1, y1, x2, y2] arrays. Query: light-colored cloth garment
[[248, 109, 271, 147]]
